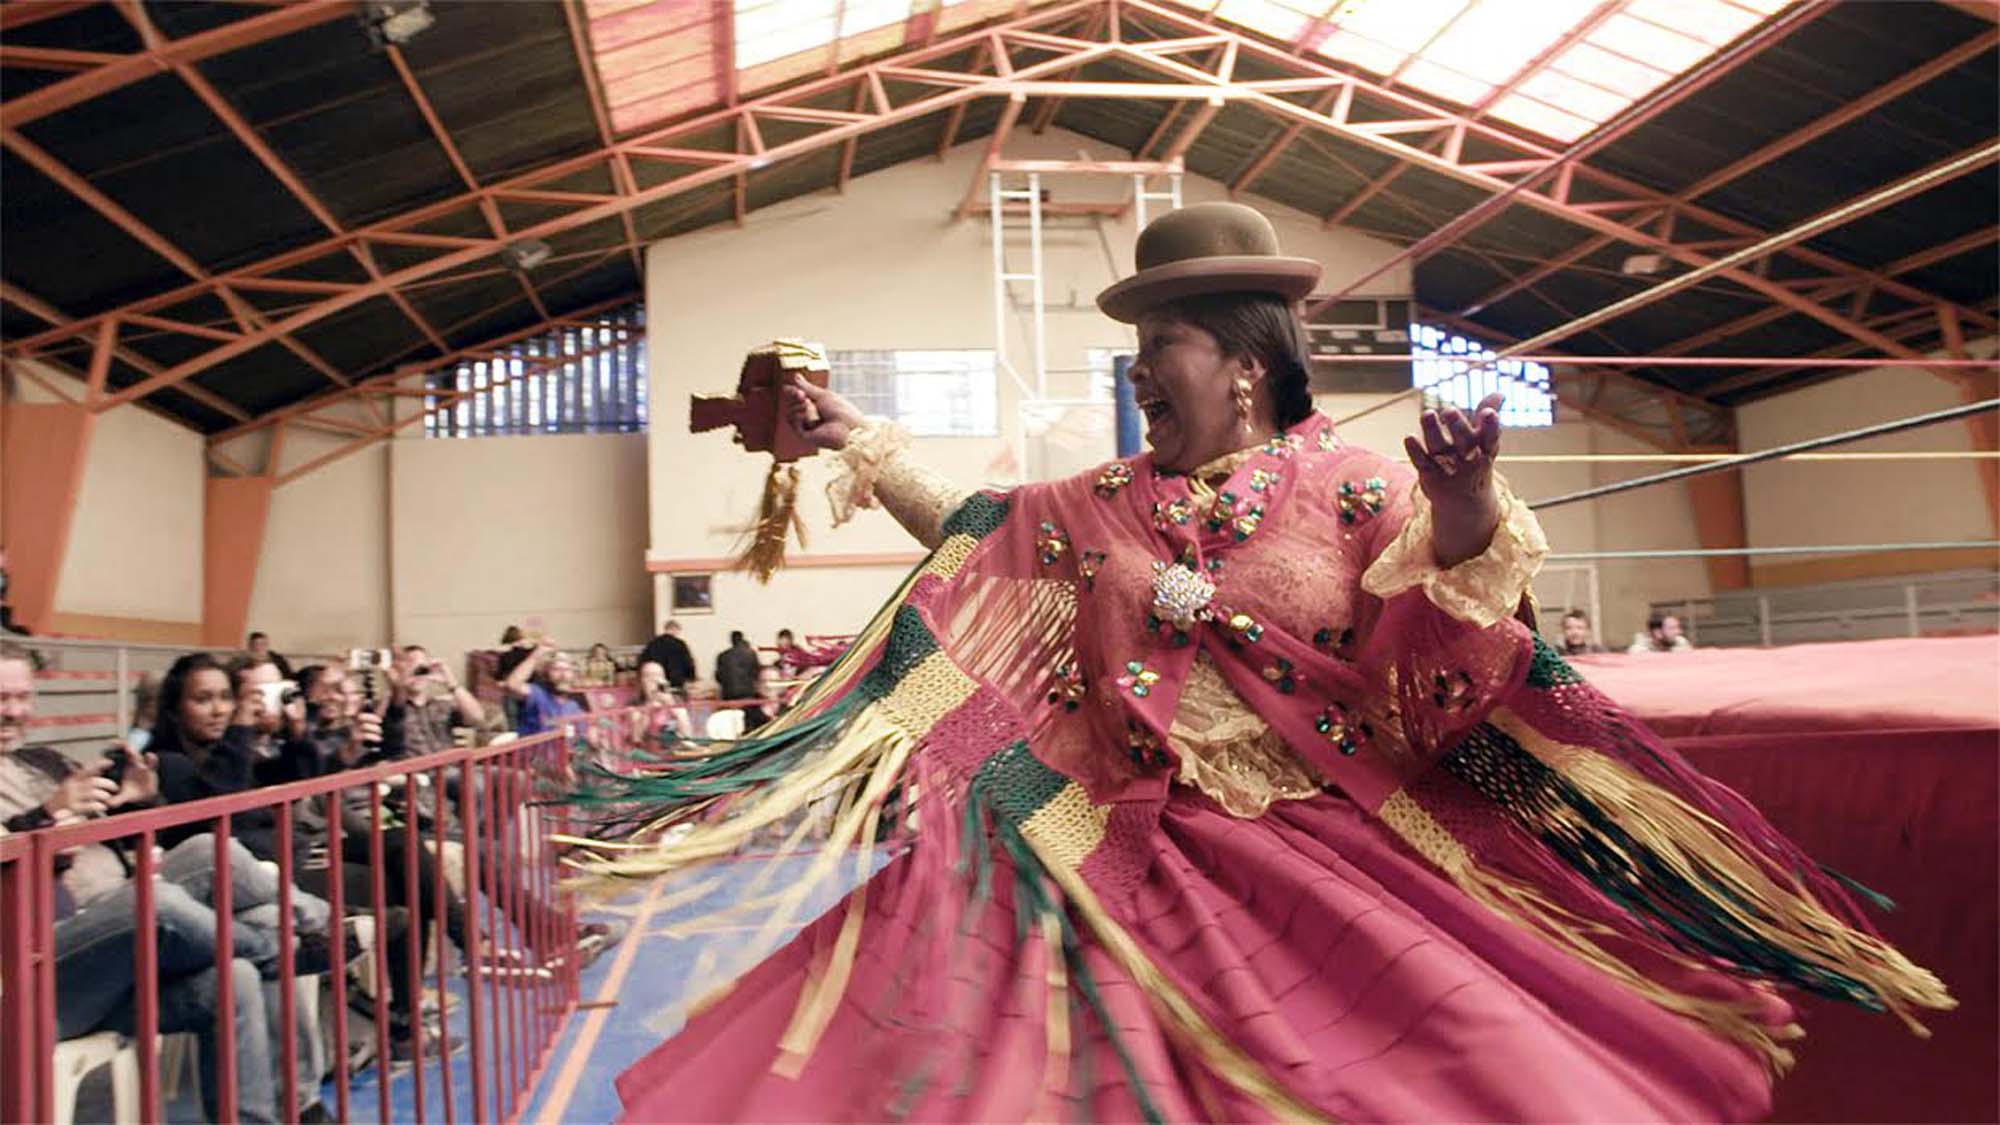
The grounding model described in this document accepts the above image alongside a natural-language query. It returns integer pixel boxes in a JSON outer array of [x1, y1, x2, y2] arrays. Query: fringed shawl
[[569, 412, 1948, 1118]]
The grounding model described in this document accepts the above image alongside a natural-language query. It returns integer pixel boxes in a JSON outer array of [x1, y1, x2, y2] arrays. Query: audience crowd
[[8, 602, 1705, 1120]]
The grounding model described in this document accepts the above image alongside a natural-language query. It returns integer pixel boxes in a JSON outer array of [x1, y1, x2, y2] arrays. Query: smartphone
[[100, 746, 131, 785]]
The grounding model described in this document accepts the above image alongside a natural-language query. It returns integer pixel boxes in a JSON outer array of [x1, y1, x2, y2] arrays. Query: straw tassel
[[735, 460, 808, 582]]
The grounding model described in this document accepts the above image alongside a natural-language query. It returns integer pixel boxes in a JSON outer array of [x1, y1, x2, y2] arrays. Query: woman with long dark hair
[[151, 652, 462, 1059]]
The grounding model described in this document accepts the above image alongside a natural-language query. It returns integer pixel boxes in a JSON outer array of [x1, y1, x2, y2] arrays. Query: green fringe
[[1442, 721, 1885, 1010]]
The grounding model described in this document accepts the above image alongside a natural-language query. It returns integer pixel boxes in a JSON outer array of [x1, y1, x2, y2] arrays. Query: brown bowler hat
[[1096, 202, 1322, 323]]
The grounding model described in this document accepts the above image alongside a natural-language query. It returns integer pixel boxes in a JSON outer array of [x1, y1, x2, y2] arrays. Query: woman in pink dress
[[582, 203, 1948, 1122]]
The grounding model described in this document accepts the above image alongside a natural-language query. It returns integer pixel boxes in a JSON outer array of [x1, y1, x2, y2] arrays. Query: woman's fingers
[[1404, 435, 1444, 477], [1477, 406, 1502, 458], [1441, 405, 1478, 452], [1420, 409, 1450, 455]]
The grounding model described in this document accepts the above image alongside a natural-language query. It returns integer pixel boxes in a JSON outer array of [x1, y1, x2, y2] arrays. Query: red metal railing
[[0, 706, 648, 1125]]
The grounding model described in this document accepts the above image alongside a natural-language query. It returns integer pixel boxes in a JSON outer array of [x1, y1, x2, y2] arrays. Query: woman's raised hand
[[1404, 392, 1504, 505], [1404, 392, 1506, 568], [782, 372, 867, 452]]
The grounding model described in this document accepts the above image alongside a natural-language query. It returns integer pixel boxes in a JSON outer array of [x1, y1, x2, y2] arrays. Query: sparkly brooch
[[1150, 560, 1216, 632], [1338, 477, 1388, 525], [1119, 660, 1162, 699], [1152, 498, 1193, 530], [1315, 702, 1373, 756], [1249, 468, 1281, 493], [1035, 521, 1070, 567], [1095, 462, 1134, 499], [1046, 661, 1087, 711], [1077, 550, 1107, 590]]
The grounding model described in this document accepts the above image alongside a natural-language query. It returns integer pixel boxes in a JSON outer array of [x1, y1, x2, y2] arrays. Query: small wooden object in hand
[[688, 339, 830, 463], [688, 340, 831, 582]]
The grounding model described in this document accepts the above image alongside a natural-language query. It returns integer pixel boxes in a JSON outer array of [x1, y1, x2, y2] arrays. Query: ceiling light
[[1620, 253, 1667, 276], [503, 239, 551, 272], [363, 1, 434, 48]]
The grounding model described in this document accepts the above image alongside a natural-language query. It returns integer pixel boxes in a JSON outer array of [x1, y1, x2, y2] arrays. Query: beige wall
[[391, 430, 652, 662], [644, 129, 1421, 660], [245, 430, 392, 655], [1738, 345, 1997, 585], [13, 363, 205, 628]]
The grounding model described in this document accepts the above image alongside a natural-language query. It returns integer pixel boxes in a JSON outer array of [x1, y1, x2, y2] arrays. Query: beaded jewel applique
[[1315, 701, 1373, 756], [1118, 660, 1161, 699], [1126, 723, 1170, 770], [1094, 462, 1134, 498], [1045, 661, 1087, 711], [1035, 521, 1070, 567], [1337, 476, 1389, 525], [1077, 550, 1107, 590], [1152, 498, 1194, 531]]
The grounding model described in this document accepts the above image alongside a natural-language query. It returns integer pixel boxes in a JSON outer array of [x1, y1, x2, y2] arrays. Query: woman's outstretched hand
[[1403, 392, 1505, 568], [782, 372, 867, 452]]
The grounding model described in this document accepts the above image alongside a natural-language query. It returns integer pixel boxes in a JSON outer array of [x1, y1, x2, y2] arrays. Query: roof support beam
[[560, 0, 647, 277], [1460, 28, 1998, 318], [1496, 142, 1999, 357], [1306, 0, 1834, 310], [1, 1, 352, 126], [0, 282, 249, 423], [212, 292, 636, 444], [12, 0, 1990, 426]]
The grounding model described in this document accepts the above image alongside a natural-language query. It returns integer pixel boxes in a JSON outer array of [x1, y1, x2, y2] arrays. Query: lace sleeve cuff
[[1360, 473, 1549, 629], [826, 420, 973, 549]]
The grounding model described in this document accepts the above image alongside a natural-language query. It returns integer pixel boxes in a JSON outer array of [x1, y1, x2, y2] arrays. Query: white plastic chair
[[51, 1030, 138, 1125], [704, 708, 745, 741]]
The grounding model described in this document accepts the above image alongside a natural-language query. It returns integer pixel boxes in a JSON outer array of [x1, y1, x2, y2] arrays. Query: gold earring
[[1233, 378, 1253, 424]]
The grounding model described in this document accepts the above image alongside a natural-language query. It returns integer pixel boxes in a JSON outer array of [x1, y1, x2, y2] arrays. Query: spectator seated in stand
[[584, 643, 619, 686], [714, 630, 762, 716], [0, 642, 340, 1123], [385, 644, 486, 757], [1627, 612, 1694, 654], [506, 642, 587, 737], [1560, 609, 1607, 656]]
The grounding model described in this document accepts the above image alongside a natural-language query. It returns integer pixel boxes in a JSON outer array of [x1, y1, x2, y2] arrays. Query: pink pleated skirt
[[616, 786, 1780, 1122]]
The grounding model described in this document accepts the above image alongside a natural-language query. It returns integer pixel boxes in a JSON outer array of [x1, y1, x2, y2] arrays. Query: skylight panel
[[733, 0, 838, 71], [1485, 93, 1595, 142], [1587, 12, 1714, 73], [1421, 0, 1597, 86], [1515, 67, 1635, 123], [1544, 40, 1668, 99], [1212, 0, 1315, 41], [841, 0, 914, 35], [1333, 0, 1473, 54], [1623, 0, 1764, 45], [1316, 28, 1409, 78], [1393, 59, 1493, 106]]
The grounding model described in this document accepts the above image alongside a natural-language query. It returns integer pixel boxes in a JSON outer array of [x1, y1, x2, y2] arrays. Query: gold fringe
[[1490, 709, 1953, 1035], [1039, 909, 1073, 1117], [1028, 839, 1330, 1122], [734, 461, 808, 583]]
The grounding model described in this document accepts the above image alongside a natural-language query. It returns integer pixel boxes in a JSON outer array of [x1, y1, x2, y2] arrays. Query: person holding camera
[[385, 644, 485, 758], [3, 644, 342, 1123], [505, 641, 586, 737]]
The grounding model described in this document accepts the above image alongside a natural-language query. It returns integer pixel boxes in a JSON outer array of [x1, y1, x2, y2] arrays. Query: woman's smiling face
[[1128, 312, 1265, 473]]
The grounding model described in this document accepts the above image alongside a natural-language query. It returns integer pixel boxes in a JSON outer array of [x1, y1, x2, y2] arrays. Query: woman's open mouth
[[1139, 398, 1172, 426]]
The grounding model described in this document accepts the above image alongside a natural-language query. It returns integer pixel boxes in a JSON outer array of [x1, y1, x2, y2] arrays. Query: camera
[[100, 745, 132, 785], [254, 680, 302, 714]]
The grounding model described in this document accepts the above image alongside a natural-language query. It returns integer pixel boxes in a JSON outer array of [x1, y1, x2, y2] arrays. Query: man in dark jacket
[[637, 619, 698, 689], [714, 631, 762, 700]]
